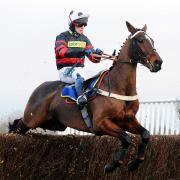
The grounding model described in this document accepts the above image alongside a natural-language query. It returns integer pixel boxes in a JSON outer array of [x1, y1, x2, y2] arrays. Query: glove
[[84, 49, 93, 56], [95, 48, 103, 55]]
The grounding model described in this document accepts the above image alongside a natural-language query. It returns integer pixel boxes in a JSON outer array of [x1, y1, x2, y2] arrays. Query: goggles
[[76, 23, 87, 27]]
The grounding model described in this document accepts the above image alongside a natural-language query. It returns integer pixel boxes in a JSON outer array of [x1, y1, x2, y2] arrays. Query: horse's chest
[[113, 101, 139, 119]]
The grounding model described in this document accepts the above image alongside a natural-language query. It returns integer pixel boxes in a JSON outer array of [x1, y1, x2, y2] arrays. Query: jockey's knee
[[76, 73, 84, 82], [120, 131, 131, 149]]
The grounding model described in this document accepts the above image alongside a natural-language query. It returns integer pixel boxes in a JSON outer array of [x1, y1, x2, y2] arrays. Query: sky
[[0, 0, 180, 115]]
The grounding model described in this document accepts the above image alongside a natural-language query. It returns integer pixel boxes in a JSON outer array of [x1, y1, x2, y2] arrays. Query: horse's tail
[[8, 118, 29, 134], [8, 118, 20, 132]]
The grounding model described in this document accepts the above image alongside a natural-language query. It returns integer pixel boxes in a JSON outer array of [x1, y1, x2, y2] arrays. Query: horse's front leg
[[125, 117, 150, 171], [104, 131, 132, 173], [94, 118, 131, 173]]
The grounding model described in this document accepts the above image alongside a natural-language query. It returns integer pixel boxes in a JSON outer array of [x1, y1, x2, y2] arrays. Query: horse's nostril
[[155, 60, 162, 67]]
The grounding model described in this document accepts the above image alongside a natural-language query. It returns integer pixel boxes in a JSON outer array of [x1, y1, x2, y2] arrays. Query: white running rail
[[58, 100, 180, 135]]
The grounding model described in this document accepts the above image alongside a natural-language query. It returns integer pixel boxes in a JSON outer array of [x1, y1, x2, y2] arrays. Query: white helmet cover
[[68, 10, 90, 26]]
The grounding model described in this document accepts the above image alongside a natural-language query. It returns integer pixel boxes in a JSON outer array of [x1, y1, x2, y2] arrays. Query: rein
[[91, 53, 117, 61], [91, 53, 133, 64]]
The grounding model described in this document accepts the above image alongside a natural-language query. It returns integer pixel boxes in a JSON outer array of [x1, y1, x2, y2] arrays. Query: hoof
[[104, 161, 121, 173], [128, 158, 143, 171]]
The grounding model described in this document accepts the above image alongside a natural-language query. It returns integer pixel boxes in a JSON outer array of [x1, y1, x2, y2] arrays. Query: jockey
[[55, 10, 103, 106]]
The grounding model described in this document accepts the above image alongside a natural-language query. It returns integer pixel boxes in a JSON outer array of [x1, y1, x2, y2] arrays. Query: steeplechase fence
[[58, 100, 180, 135]]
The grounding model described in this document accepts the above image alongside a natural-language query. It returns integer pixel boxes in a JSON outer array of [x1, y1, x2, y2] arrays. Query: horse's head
[[126, 21, 163, 72]]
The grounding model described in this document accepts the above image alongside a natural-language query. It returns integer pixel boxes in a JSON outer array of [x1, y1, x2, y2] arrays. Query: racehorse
[[9, 21, 162, 173]]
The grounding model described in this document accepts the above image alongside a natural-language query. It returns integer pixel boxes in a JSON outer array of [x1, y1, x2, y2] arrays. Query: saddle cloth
[[61, 71, 107, 103]]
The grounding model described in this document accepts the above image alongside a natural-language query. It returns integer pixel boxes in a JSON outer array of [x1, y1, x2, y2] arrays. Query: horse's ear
[[126, 21, 136, 34], [142, 24, 147, 32]]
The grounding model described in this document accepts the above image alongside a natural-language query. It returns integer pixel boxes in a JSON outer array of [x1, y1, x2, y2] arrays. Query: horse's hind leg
[[39, 118, 67, 131], [21, 91, 58, 130], [9, 107, 48, 134], [124, 117, 150, 171]]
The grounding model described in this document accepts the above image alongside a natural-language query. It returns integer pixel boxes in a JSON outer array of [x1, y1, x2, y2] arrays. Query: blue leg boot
[[75, 74, 87, 106]]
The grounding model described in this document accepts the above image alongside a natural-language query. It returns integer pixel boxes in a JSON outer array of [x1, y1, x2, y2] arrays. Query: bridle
[[128, 30, 156, 69]]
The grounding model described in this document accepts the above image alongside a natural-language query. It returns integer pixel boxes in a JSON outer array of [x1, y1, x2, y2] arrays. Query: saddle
[[61, 70, 108, 131], [61, 70, 108, 104]]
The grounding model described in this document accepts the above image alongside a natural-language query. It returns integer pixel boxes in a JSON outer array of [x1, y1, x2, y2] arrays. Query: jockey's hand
[[95, 48, 103, 55], [93, 57, 101, 63], [85, 49, 93, 56], [93, 48, 103, 63]]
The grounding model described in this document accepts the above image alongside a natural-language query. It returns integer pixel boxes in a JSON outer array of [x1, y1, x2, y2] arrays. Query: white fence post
[[137, 100, 180, 135]]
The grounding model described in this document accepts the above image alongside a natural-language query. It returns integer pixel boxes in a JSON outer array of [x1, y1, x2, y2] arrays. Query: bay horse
[[9, 21, 162, 173]]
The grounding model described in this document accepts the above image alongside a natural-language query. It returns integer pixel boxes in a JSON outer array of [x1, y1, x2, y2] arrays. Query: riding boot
[[75, 74, 87, 106]]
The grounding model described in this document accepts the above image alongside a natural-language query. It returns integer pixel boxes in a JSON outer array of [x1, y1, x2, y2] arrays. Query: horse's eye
[[137, 39, 144, 43]]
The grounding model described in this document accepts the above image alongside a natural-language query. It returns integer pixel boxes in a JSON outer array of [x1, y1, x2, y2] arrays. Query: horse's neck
[[106, 38, 137, 96]]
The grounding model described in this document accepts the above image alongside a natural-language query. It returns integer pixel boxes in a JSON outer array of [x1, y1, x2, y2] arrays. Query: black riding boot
[[75, 74, 87, 106]]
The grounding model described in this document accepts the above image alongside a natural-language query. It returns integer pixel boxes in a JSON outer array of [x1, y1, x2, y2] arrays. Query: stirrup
[[77, 95, 87, 106]]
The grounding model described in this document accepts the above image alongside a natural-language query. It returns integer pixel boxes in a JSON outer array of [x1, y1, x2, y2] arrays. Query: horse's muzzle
[[151, 59, 163, 72]]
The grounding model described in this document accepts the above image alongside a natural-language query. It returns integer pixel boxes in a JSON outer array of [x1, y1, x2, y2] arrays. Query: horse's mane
[[109, 36, 130, 71], [118, 36, 130, 57]]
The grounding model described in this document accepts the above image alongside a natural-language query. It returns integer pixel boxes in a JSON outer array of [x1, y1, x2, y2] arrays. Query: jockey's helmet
[[68, 10, 90, 27]]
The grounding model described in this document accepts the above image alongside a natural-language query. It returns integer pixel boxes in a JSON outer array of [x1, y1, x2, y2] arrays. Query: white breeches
[[58, 67, 87, 84]]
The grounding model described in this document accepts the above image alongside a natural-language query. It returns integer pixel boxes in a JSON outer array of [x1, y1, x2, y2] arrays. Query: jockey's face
[[75, 23, 86, 34]]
